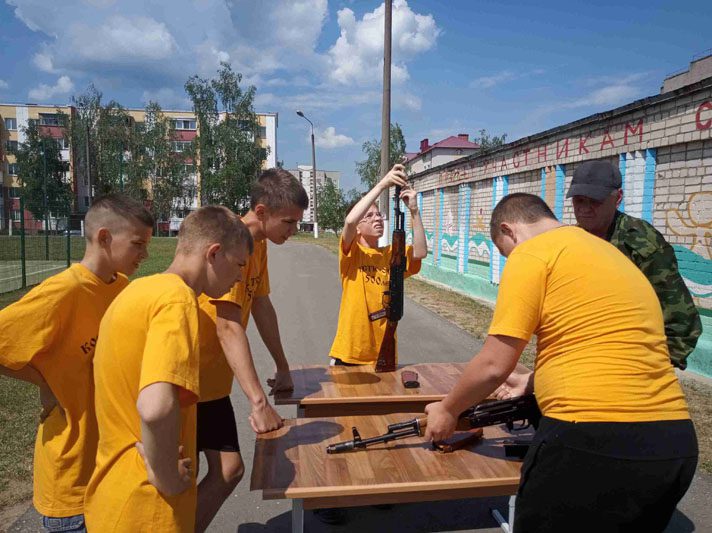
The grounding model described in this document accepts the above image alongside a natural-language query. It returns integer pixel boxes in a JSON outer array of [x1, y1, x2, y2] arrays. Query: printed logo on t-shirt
[[244, 275, 262, 301], [359, 264, 389, 286], [80, 337, 97, 355]]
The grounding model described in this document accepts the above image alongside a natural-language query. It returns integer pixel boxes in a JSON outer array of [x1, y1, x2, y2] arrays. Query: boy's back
[[0, 264, 128, 516], [85, 273, 200, 532]]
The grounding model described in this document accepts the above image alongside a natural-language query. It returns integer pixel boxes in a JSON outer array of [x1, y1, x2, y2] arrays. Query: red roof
[[428, 135, 480, 151]]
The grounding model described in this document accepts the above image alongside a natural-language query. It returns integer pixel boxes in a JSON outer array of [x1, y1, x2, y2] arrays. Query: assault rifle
[[373, 181, 406, 373], [326, 394, 541, 454]]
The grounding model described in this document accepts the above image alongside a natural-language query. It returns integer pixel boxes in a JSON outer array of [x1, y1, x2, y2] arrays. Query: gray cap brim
[[566, 183, 616, 202]]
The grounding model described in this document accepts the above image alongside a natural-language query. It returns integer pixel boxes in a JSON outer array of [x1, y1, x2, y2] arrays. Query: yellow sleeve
[[339, 234, 359, 277], [404, 245, 422, 278], [140, 302, 200, 404], [0, 284, 66, 370], [488, 252, 547, 341], [254, 249, 270, 297]]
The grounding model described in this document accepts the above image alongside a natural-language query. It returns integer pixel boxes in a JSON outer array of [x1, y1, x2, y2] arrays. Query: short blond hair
[[176, 206, 253, 256]]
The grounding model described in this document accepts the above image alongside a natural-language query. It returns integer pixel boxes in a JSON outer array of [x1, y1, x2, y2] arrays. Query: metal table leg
[[292, 498, 304, 533], [491, 495, 516, 533]]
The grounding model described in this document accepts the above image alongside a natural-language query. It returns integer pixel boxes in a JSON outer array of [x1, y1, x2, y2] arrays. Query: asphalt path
[[8, 241, 710, 532]]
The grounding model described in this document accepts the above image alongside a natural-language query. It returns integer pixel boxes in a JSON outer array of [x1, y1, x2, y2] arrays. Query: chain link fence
[[0, 196, 85, 294]]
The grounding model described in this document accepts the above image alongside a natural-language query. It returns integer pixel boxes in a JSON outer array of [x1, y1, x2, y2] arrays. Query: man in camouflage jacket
[[567, 160, 702, 369]]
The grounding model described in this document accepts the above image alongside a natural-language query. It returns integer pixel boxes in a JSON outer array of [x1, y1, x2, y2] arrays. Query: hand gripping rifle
[[373, 183, 406, 373], [326, 394, 541, 454]]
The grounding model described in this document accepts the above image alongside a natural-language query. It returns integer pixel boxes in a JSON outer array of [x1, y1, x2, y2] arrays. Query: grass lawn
[[292, 231, 712, 473], [0, 237, 177, 509]]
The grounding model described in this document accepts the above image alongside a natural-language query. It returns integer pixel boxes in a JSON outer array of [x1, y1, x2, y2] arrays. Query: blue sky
[[1, 0, 710, 191]]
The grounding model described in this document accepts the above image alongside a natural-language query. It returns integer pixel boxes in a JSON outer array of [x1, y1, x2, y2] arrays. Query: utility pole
[[378, 0, 392, 246]]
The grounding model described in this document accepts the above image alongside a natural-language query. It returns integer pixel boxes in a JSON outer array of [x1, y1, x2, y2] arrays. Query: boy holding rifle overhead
[[328, 163, 427, 367]]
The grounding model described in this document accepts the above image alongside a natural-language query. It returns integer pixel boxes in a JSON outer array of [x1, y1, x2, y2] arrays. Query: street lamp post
[[296, 110, 318, 239]]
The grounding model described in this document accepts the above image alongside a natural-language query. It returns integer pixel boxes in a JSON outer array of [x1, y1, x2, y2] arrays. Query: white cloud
[[470, 68, 545, 89], [32, 50, 56, 73], [314, 126, 355, 148], [327, 0, 440, 86], [562, 83, 642, 109], [396, 92, 422, 111], [0, 79, 8, 90], [28, 75, 74, 101], [141, 88, 192, 110]]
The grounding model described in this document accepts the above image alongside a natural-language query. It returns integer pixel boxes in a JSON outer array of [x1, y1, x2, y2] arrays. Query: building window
[[4, 118, 17, 130], [12, 210, 21, 221], [257, 126, 267, 138], [39, 114, 60, 126], [172, 119, 196, 130], [8, 163, 18, 175], [5, 140, 18, 153], [171, 141, 192, 153], [84, 196, 90, 207], [9, 187, 20, 197], [183, 164, 195, 174]]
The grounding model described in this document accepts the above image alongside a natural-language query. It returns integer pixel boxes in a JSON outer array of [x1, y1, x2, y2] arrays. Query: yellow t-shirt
[[198, 238, 270, 402], [488, 226, 689, 423], [329, 237, 421, 365], [84, 273, 200, 533], [0, 263, 127, 517]]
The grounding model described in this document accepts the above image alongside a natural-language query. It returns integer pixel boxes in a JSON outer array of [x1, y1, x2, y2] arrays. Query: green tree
[[355, 123, 406, 189], [15, 123, 72, 222], [474, 128, 507, 152], [185, 62, 266, 212], [316, 178, 347, 234], [128, 102, 193, 226]]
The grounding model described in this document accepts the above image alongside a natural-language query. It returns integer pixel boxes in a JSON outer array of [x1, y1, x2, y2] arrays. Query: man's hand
[[424, 401, 458, 442], [135, 442, 192, 497], [266, 369, 294, 395], [378, 164, 408, 191], [493, 370, 532, 400], [39, 383, 64, 422], [248, 402, 284, 433], [400, 187, 418, 213]]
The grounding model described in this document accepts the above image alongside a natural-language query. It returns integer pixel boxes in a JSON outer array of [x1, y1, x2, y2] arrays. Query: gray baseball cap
[[566, 160, 622, 201]]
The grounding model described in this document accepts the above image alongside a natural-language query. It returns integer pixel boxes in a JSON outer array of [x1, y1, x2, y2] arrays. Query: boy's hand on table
[[249, 402, 284, 433], [135, 442, 193, 497], [424, 401, 458, 442], [267, 369, 294, 395]]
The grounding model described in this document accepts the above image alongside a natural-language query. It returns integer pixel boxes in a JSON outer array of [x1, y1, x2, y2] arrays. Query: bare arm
[[136, 382, 191, 497], [341, 164, 408, 254], [425, 334, 528, 441], [1, 363, 63, 420], [400, 188, 427, 259], [251, 295, 294, 394], [214, 302, 282, 433]]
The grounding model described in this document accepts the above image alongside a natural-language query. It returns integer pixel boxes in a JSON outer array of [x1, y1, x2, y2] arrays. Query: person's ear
[[500, 222, 515, 242], [206, 243, 222, 264], [615, 189, 623, 208], [97, 228, 111, 247], [254, 203, 266, 221]]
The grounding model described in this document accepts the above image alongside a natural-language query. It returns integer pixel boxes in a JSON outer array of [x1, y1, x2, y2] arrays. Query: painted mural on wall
[[667, 191, 712, 303]]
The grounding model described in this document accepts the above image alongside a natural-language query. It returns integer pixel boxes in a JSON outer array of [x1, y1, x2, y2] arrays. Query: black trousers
[[514, 417, 698, 533]]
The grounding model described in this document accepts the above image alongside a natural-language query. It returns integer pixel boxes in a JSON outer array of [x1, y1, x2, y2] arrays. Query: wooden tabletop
[[251, 413, 525, 509], [274, 362, 467, 406]]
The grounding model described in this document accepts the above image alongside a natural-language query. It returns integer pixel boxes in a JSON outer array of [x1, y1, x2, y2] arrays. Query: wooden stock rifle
[[373, 183, 406, 373], [325, 394, 541, 454]]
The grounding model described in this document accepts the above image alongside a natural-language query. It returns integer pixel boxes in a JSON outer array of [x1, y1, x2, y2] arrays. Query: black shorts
[[514, 417, 698, 533], [196, 396, 240, 453]]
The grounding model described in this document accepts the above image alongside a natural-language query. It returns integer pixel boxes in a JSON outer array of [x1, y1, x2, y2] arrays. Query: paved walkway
[[8, 241, 710, 532]]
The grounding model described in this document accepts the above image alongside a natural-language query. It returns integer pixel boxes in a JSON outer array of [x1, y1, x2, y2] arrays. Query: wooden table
[[274, 362, 468, 417], [251, 413, 525, 533]]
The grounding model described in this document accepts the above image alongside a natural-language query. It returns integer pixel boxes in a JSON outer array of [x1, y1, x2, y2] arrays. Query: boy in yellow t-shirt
[[425, 193, 697, 532], [84, 206, 253, 533], [329, 163, 427, 366], [195, 168, 308, 532], [0, 194, 154, 532]]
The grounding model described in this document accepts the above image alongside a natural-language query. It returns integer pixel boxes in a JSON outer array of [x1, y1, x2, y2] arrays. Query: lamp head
[[296, 110, 304, 117]]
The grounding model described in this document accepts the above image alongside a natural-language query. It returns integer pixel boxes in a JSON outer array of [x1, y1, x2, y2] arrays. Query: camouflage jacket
[[607, 211, 702, 369]]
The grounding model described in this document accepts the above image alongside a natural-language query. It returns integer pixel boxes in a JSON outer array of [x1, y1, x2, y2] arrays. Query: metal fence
[[0, 196, 84, 294]]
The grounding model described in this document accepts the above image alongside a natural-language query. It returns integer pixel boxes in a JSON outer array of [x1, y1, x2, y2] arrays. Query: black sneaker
[[313, 507, 347, 525]]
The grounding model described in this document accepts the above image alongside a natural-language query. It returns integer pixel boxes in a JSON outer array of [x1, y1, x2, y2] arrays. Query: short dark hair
[[85, 194, 154, 239], [250, 168, 309, 211], [490, 193, 557, 240], [177, 205, 253, 256]]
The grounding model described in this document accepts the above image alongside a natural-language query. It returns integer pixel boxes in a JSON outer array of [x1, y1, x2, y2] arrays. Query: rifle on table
[[325, 394, 541, 454], [373, 181, 406, 373]]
